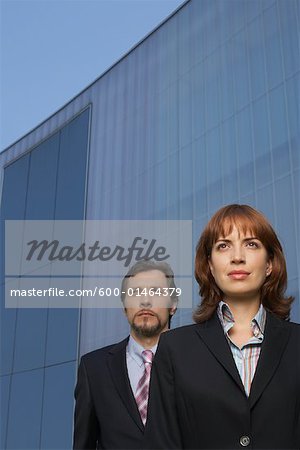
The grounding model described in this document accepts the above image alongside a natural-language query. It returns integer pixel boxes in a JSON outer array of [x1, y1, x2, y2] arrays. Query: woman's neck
[[224, 297, 261, 325]]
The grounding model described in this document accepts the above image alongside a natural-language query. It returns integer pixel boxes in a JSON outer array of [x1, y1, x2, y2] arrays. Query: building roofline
[[1, 0, 190, 154]]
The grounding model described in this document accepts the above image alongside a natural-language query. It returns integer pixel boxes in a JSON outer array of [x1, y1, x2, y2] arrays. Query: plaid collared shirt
[[217, 301, 266, 397]]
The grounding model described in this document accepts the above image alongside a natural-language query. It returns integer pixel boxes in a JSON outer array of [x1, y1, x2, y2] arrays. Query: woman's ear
[[208, 258, 214, 277], [266, 260, 273, 276]]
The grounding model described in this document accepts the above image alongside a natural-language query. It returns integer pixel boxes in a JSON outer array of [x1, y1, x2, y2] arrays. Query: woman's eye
[[216, 243, 228, 250], [246, 241, 259, 248]]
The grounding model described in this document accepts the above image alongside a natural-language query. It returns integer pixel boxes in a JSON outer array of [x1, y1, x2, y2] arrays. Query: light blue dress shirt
[[126, 336, 157, 394]]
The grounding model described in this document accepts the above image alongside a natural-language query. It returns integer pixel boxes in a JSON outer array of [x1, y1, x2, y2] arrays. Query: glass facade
[[0, 109, 90, 448], [0, 0, 299, 448], [81, 0, 299, 352]]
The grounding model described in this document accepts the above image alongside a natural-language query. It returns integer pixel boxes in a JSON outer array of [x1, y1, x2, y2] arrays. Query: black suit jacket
[[144, 312, 300, 449], [73, 337, 145, 450]]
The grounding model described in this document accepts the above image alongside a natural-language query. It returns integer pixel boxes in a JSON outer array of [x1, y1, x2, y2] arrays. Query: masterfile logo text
[[5, 220, 192, 309]]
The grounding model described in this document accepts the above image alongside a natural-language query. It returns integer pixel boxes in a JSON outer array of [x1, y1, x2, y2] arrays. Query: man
[[73, 260, 178, 449]]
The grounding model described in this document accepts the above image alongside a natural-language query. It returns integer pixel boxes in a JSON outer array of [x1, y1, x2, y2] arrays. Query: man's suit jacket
[[144, 312, 300, 450], [73, 337, 145, 450]]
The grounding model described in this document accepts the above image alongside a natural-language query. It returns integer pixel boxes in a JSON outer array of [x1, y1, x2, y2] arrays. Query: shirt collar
[[127, 335, 158, 367], [253, 302, 266, 337], [217, 301, 266, 338]]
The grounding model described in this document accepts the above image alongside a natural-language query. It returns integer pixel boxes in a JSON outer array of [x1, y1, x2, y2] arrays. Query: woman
[[144, 204, 300, 450]]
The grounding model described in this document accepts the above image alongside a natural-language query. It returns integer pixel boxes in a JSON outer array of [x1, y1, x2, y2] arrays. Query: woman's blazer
[[143, 311, 300, 449]]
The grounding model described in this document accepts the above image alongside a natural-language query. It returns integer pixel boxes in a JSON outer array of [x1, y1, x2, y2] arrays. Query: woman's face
[[209, 224, 272, 303]]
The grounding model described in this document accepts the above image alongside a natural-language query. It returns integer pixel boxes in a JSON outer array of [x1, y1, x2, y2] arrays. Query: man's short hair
[[120, 260, 178, 304]]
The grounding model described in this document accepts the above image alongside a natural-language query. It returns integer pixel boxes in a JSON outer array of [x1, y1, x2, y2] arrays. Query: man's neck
[[130, 331, 161, 349]]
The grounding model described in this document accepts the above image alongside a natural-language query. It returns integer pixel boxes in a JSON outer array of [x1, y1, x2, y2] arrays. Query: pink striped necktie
[[135, 349, 154, 425]]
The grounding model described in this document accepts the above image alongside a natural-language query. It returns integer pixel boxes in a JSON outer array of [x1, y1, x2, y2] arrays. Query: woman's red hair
[[193, 204, 294, 323]]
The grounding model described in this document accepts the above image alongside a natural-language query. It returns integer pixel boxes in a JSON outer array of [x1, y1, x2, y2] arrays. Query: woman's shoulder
[[288, 319, 300, 333], [163, 323, 199, 341], [270, 314, 300, 339], [161, 320, 213, 346], [267, 311, 300, 327], [286, 320, 300, 345]]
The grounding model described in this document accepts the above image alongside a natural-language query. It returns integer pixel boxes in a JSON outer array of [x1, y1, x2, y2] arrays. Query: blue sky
[[1, 0, 184, 151]]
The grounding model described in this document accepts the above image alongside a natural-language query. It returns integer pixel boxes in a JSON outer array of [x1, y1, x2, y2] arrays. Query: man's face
[[124, 269, 176, 338]]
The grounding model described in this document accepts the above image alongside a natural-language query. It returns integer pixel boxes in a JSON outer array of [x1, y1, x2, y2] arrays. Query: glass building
[[1, 0, 299, 447]]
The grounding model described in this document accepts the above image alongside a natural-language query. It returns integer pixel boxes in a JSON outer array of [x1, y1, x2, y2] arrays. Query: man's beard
[[131, 315, 164, 338]]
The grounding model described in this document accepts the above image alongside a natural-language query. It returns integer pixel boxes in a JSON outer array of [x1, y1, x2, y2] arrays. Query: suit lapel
[[107, 337, 144, 432], [195, 313, 245, 395], [249, 312, 291, 409]]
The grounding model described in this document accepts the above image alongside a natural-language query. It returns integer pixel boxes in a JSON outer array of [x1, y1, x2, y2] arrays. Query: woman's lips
[[228, 271, 250, 280]]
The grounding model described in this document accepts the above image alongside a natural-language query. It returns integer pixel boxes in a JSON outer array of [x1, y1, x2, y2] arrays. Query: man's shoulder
[[81, 337, 129, 363]]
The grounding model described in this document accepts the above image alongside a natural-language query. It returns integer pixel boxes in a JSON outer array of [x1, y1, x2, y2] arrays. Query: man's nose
[[140, 294, 152, 308]]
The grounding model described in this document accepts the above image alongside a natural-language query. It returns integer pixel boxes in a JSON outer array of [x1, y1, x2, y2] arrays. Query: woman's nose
[[230, 245, 245, 263]]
